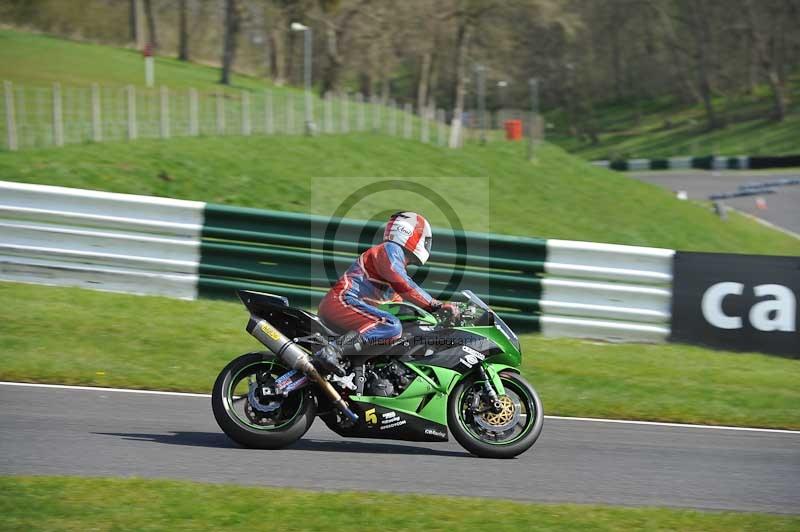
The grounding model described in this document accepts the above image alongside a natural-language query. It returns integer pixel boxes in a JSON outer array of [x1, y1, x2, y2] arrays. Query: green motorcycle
[[212, 289, 543, 458]]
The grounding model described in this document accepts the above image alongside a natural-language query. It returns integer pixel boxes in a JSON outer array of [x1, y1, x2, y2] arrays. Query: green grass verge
[[2, 281, 798, 430], [2, 476, 798, 532], [1, 135, 798, 255]]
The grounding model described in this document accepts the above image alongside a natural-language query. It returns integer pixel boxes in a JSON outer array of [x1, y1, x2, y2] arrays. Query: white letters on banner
[[701, 282, 796, 332]]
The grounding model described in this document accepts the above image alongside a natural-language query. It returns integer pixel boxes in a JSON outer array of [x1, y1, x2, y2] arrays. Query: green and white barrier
[[0, 180, 203, 298], [0, 181, 673, 343], [595, 154, 800, 171], [593, 156, 752, 171]]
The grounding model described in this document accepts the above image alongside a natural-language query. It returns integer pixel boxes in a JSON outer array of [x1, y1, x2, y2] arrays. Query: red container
[[504, 119, 523, 141]]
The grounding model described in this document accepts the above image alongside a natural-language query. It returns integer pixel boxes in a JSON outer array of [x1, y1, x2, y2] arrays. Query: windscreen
[[461, 290, 520, 350]]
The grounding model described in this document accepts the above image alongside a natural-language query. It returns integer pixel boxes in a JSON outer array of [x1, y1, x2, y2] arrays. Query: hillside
[[0, 28, 797, 253], [0, 29, 273, 91], [1, 134, 798, 255], [2, 28, 796, 162]]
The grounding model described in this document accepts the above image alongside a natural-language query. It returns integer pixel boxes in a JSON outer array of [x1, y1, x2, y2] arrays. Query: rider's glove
[[441, 302, 461, 322], [431, 300, 461, 325]]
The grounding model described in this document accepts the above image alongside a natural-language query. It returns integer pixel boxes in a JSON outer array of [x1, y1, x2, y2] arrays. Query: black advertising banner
[[670, 252, 799, 357]]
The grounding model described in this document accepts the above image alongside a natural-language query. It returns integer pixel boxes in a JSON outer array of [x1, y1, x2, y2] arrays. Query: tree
[[445, 0, 502, 147], [315, 0, 372, 95], [129, 0, 137, 44], [220, 0, 242, 85], [142, 0, 158, 49], [743, 0, 789, 121], [178, 0, 189, 61]]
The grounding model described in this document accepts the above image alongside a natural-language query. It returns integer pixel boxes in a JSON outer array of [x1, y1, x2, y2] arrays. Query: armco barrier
[[0, 181, 203, 298], [0, 181, 673, 342], [593, 154, 800, 172]]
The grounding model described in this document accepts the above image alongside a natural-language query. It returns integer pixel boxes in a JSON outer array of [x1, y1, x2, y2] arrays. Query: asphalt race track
[[630, 170, 800, 236], [1, 383, 798, 514]]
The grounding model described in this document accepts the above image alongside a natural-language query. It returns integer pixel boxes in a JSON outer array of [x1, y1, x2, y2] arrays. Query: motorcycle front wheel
[[448, 371, 543, 458], [212, 352, 316, 449]]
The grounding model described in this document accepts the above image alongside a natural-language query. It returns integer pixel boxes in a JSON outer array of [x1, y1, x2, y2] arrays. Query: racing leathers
[[318, 240, 440, 345]]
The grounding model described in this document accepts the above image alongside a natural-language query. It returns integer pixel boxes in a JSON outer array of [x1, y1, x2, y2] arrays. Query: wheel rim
[[224, 361, 306, 431], [457, 376, 536, 446]]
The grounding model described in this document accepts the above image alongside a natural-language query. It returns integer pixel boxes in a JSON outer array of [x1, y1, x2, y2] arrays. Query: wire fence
[[0, 81, 466, 151]]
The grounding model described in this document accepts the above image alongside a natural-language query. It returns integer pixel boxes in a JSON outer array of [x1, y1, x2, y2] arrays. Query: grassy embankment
[[0, 29, 432, 148], [1, 135, 798, 254], [2, 477, 798, 532], [0, 28, 278, 91]]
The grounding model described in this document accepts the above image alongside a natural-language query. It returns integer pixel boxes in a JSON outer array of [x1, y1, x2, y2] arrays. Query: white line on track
[[0, 381, 210, 398], [2, 381, 798, 435], [543, 415, 800, 435]]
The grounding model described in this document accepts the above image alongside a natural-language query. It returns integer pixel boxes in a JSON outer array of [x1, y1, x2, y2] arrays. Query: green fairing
[[350, 361, 520, 426], [347, 314, 524, 427], [456, 325, 522, 367]]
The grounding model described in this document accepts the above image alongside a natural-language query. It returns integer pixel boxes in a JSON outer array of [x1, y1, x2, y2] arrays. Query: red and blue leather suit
[[318, 241, 437, 343]]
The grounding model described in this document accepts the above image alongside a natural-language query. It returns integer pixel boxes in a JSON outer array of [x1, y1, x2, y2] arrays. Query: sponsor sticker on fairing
[[459, 345, 486, 368], [424, 428, 446, 438], [379, 410, 407, 430]]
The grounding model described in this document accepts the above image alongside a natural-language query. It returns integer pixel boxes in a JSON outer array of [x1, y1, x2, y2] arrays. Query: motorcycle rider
[[315, 211, 459, 375]]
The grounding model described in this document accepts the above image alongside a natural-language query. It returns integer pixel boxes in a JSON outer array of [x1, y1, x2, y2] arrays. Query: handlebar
[[434, 302, 479, 327]]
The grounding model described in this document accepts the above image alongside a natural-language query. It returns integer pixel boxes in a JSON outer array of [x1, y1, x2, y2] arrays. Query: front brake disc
[[473, 393, 521, 433]]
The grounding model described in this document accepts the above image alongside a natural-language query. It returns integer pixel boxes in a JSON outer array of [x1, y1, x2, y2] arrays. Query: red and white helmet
[[384, 212, 433, 265]]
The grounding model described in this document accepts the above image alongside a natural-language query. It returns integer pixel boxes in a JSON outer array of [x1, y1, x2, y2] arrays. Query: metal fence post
[[4, 81, 18, 151], [386, 99, 397, 136], [437, 108, 446, 147], [356, 93, 365, 131], [324, 92, 333, 134], [52, 83, 64, 147], [340, 92, 349, 133], [90, 84, 102, 142], [126, 85, 137, 140], [421, 105, 430, 143], [371, 95, 380, 132], [527, 77, 539, 161], [476, 64, 486, 145], [264, 89, 274, 134], [189, 88, 199, 136], [388, 99, 397, 136], [286, 92, 295, 134], [159, 86, 170, 139], [241, 90, 251, 136], [216, 91, 225, 135], [403, 103, 412, 139]]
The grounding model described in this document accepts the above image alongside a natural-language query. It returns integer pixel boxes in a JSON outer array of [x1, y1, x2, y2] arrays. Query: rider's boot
[[313, 343, 347, 377], [313, 331, 398, 376], [312, 331, 362, 377]]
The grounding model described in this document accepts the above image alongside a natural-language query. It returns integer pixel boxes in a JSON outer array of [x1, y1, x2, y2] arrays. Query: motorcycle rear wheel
[[212, 352, 316, 449], [448, 371, 543, 458]]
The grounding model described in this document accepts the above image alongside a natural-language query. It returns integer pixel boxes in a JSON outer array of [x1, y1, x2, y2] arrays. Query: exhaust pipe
[[247, 316, 359, 423]]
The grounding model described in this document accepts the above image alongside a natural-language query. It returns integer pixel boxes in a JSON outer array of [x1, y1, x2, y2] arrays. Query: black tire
[[212, 352, 316, 449], [448, 371, 543, 458]]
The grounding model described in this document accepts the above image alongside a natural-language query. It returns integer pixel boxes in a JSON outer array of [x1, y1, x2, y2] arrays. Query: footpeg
[[330, 372, 357, 391]]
